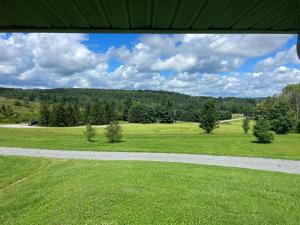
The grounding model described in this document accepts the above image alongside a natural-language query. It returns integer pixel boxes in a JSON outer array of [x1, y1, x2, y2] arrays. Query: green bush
[[105, 121, 123, 143], [84, 124, 97, 142], [253, 118, 274, 143]]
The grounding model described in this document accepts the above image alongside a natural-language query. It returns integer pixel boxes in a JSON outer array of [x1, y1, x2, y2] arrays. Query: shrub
[[253, 118, 274, 143], [105, 121, 123, 143], [84, 124, 97, 142], [242, 118, 250, 134]]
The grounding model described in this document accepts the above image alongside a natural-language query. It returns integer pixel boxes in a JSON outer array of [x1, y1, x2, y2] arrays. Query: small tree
[[199, 100, 219, 133], [105, 121, 123, 143], [242, 118, 250, 134], [84, 124, 97, 142], [253, 118, 274, 143]]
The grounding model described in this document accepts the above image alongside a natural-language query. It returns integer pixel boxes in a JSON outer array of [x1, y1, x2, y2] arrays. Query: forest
[[0, 88, 259, 125]]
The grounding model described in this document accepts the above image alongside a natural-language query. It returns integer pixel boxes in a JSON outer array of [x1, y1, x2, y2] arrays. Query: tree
[[39, 102, 50, 126], [297, 120, 300, 133], [128, 102, 156, 123], [159, 99, 174, 123], [105, 121, 123, 143], [199, 100, 219, 133], [84, 124, 97, 142], [65, 103, 79, 126], [218, 110, 232, 120], [253, 118, 274, 143], [242, 118, 250, 134], [282, 83, 300, 118], [122, 96, 132, 121], [267, 100, 294, 134], [255, 99, 294, 134], [90, 102, 104, 125], [50, 103, 67, 127], [83, 102, 92, 124]]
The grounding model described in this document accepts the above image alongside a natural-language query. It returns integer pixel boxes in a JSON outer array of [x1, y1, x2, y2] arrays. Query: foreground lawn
[[0, 156, 299, 225], [0, 121, 300, 160]]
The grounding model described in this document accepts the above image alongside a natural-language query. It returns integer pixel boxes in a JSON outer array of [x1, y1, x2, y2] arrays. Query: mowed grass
[[1, 156, 300, 225], [0, 121, 300, 160]]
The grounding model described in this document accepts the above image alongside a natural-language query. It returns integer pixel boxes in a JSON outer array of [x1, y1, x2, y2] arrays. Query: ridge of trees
[[0, 87, 260, 124]]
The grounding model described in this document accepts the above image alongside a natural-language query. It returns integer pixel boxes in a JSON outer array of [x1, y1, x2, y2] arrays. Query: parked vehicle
[[28, 120, 38, 126]]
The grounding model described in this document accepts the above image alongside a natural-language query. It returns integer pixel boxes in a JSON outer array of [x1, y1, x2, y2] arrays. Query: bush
[[105, 121, 123, 143], [84, 124, 97, 142], [242, 118, 250, 134], [253, 118, 274, 143]]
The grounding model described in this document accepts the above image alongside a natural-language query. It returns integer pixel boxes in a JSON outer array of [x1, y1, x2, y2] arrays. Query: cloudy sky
[[0, 33, 299, 97]]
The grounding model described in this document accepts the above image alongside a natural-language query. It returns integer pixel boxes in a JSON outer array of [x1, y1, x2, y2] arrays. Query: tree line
[[245, 83, 300, 143], [0, 87, 259, 123], [39, 98, 176, 127]]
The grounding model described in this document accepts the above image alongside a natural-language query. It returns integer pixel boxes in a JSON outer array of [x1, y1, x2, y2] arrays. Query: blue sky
[[0, 33, 299, 97]]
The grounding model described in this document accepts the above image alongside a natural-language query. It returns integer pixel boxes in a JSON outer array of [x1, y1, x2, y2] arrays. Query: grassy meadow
[[0, 121, 300, 160], [1, 156, 300, 225]]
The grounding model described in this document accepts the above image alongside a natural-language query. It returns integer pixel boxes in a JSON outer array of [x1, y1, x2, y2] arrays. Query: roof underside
[[0, 0, 300, 33]]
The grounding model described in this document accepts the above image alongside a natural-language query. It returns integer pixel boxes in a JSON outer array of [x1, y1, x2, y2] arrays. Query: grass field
[[0, 121, 300, 160], [0, 156, 299, 225]]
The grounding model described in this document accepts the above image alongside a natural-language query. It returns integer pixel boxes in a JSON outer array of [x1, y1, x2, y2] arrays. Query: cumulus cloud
[[0, 33, 298, 97], [255, 45, 300, 72]]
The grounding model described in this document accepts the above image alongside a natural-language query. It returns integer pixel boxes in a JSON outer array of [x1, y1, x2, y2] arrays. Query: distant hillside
[[0, 87, 259, 111], [0, 97, 39, 123], [0, 87, 261, 123]]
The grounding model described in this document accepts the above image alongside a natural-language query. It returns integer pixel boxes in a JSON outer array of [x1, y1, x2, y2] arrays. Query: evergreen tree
[[253, 118, 274, 143], [128, 102, 146, 123], [50, 103, 67, 127], [297, 120, 300, 133], [65, 104, 79, 126], [39, 102, 50, 126], [199, 100, 219, 133], [159, 99, 174, 123], [83, 102, 92, 124], [91, 102, 104, 125], [122, 96, 132, 121], [128, 102, 156, 123], [105, 101, 117, 123], [242, 118, 250, 134]]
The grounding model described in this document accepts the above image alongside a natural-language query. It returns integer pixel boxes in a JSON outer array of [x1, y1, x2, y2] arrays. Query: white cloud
[[0, 33, 299, 97], [255, 45, 300, 72]]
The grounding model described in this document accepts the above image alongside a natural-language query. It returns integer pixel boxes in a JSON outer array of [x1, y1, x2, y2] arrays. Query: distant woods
[[0, 88, 258, 125], [39, 98, 176, 127]]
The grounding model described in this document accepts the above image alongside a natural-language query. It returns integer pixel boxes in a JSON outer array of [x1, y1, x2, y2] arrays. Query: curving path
[[0, 147, 300, 175]]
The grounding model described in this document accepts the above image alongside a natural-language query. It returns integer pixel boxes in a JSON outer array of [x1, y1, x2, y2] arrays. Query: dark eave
[[0, 0, 300, 34]]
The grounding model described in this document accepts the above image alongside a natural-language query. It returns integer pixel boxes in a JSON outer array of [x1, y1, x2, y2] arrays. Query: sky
[[0, 33, 299, 97]]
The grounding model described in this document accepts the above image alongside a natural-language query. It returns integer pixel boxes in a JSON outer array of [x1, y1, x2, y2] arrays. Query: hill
[[0, 87, 259, 123]]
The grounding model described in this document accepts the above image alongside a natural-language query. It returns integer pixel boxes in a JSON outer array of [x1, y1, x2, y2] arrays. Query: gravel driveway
[[1, 147, 300, 175]]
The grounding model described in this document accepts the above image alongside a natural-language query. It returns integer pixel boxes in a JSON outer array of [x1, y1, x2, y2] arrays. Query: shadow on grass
[[250, 140, 273, 144]]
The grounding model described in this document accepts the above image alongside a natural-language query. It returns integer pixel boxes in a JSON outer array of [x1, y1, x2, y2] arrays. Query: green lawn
[[0, 156, 299, 225], [0, 121, 300, 160]]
